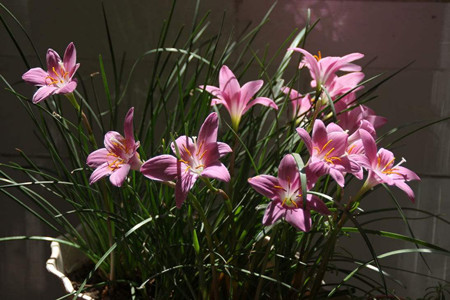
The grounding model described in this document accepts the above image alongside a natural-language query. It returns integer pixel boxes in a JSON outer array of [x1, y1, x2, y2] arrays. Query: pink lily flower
[[199, 65, 278, 130], [280, 86, 312, 123], [248, 154, 330, 232], [360, 130, 420, 202], [86, 107, 142, 187], [296, 120, 353, 187], [22, 42, 80, 104], [338, 105, 387, 135], [140, 112, 232, 208], [288, 47, 364, 91]]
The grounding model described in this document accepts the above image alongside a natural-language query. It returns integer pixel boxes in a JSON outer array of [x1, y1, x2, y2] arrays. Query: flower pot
[[46, 241, 93, 300]]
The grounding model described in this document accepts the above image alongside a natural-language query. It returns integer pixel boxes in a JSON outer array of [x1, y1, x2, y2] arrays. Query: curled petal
[[296, 127, 313, 154], [57, 80, 78, 94], [109, 164, 131, 187], [217, 142, 232, 157], [22, 68, 48, 86], [104, 131, 126, 154], [141, 155, 178, 181], [394, 181, 416, 203]]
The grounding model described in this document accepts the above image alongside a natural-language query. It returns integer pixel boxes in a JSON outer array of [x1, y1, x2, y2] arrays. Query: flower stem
[[65, 93, 97, 147]]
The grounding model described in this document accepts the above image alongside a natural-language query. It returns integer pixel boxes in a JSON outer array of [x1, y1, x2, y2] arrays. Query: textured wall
[[0, 0, 449, 298]]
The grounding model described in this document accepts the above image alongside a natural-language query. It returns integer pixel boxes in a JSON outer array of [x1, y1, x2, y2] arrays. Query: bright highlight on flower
[[86, 107, 142, 187], [248, 154, 330, 232], [199, 65, 278, 131], [22, 42, 80, 104], [141, 112, 232, 208]]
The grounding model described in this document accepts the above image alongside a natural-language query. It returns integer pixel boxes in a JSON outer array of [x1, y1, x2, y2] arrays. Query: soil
[[68, 263, 132, 300]]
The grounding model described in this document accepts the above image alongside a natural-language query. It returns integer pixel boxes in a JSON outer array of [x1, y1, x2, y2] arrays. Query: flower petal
[[57, 80, 77, 94], [175, 167, 198, 208], [242, 97, 278, 115], [89, 163, 112, 185], [248, 175, 280, 200], [109, 164, 131, 187], [141, 155, 178, 181], [123, 107, 136, 147], [217, 142, 232, 157], [394, 180, 416, 203], [171, 136, 195, 159], [201, 162, 230, 182], [285, 208, 311, 232], [22, 68, 48, 86], [240, 79, 263, 106], [262, 202, 284, 226], [296, 127, 313, 154], [306, 195, 330, 215], [86, 148, 110, 168], [219, 65, 240, 100], [104, 131, 126, 154], [63, 42, 77, 73], [277, 154, 300, 190], [32, 86, 58, 104], [46, 49, 61, 74], [312, 120, 328, 150], [360, 129, 378, 163], [198, 112, 218, 146]]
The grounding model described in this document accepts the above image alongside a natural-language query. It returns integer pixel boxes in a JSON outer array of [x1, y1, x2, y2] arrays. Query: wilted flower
[[22, 42, 80, 104], [86, 107, 142, 187], [141, 112, 232, 208]]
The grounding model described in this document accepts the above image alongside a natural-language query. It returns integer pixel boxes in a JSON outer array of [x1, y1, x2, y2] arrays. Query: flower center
[[273, 180, 303, 209], [107, 152, 125, 171], [314, 139, 342, 165], [377, 156, 405, 176], [45, 62, 70, 87], [179, 141, 207, 175]]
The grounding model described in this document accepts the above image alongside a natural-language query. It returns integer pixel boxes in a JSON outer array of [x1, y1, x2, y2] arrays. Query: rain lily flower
[[141, 112, 232, 208], [288, 47, 363, 91], [280, 86, 312, 123], [22, 42, 80, 104], [248, 154, 330, 232], [86, 107, 142, 187], [360, 130, 420, 202], [199, 65, 278, 130], [338, 105, 387, 135], [296, 120, 353, 187]]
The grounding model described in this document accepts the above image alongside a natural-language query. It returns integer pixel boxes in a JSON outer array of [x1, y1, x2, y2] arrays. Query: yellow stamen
[[321, 139, 333, 153], [313, 51, 322, 61], [199, 150, 207, 161], [179, 159, 189, 164], [195, 164, 205, 169], [196, 141, 204, 156], [347, 144, 356, 154], [183, 145, 192, 157], [273, 185, 285, 190], [383, 157, 396, 171]]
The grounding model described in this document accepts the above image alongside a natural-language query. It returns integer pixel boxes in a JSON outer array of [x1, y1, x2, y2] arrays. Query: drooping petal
[[277, 155, 300, 189], [285, 208, 311, 232], [141, 155, 178, 181], [201, 162, 230, 182], [89, 163, 112, 185], [262, 202, 284, 226], [248, 175, 280, 200], [22, 68, 48, 86], [219, 65, 240, 101], [198, 112, 218, 146], [57, 80, 78, 94], [242, 97, 278, 115], [63, 42, 77, 72], [109, 164, 131, 187], [175, 166, 198, 208], [32, 86, 58, 104], [86, 148, 110, 168], [394, 180, 416, 203]]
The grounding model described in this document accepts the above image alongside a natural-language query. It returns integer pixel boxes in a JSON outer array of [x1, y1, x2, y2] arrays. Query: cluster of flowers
[[22, 43, 419, 233]]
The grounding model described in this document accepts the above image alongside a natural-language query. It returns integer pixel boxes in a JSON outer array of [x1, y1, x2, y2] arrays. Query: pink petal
[[262, 202, 284, 226], [394, 181, 416, 203], [277, 155, 300, 190], [240, 80, 263, 106], [285, 208, 311, 232], [306, 196, 330, 215], [32, 86, 58, 104], [63, 42, 77, 73], [46, 49, 61, 74], [248, 175, 280, 200], [339, 52, 364, 72], [123, 107, 136, 147], [89, 163, 112, 185], [57, 80, 77, 94], [141, 155, 178, 181], [175, 169, 198, 208], [288, 47, 320, 82], [171, 136, 195, 159], [219, 65, 240, 100], [109, 164, 131, 187], [198, 112, 218, 146], [199, 85, 221, 97], [360, 129, 378, 163], [201, 162, 230, 182], [242, 97, 278, 115], [312, 120, 328, 150], [217, 142, 232, 157], [395, 166, 420, 181], [69, 63, 80, 79], [22, 68, 48, 86], [86, 148, 110, 168], [104, 131, 126, 155], [329, 168, 346, 187], [296, 127, 313, 154]]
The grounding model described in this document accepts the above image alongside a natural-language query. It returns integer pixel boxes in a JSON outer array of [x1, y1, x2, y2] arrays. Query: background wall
[[0, 0, 449, 298]]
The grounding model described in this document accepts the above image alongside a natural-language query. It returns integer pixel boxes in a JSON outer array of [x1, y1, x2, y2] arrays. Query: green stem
[[65, 93, 97, 147]]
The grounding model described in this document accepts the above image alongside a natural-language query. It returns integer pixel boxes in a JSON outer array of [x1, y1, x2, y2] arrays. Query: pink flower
[[280, 87, 312, 122], [338, 105, 387, 135], [360, 130, 420, 202], [141, 112, 232, 208], [296, 120, 353, 187], [22, 42, 80, 104], [86, 107, 142, 187], [248, 154, 330, 232], [288, 47, 363, 90], [199, 65, 278, 130]]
